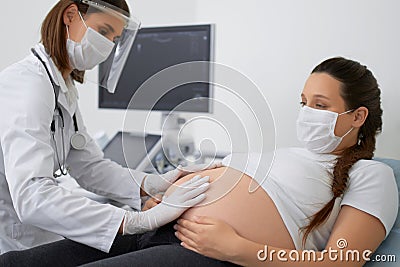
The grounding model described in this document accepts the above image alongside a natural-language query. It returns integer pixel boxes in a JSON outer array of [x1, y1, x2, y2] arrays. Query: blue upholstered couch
[[364, 158, 400, 266]]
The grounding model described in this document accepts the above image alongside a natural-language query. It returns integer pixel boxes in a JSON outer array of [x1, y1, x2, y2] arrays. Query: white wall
[[191, 0, 400, 158], [0, 1, 53, 68], [1, 0, 399, 158]]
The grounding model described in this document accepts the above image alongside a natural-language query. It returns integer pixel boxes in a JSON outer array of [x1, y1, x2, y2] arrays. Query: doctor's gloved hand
[[177, 161, 223, 175], [143, 167, 184, 196], [143, 162, 222, 196], [123, 175, 209, 235]]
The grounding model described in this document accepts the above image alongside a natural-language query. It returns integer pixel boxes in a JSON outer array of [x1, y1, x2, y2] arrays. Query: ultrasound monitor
[[103, 131, 162, 171], [99, 24, 215, 113]]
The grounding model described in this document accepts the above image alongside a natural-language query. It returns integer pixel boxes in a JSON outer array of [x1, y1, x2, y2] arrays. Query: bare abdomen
[[165, 167, 295, 249]]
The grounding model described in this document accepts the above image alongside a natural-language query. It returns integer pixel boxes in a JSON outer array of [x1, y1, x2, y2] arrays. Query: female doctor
[[0, 0, 215, 257]]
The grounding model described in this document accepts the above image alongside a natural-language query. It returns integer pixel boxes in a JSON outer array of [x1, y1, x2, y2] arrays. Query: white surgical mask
[[66, 12, 114, 71], [296, 105, 354, 154]]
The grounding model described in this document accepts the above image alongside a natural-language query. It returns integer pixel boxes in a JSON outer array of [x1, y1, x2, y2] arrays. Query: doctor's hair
[[40, 0, 130, 83], [301, 57, 383, 247]]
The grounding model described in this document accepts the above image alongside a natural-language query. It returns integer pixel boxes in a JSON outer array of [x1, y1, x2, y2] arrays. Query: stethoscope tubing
[[31, 48, 87, 177]]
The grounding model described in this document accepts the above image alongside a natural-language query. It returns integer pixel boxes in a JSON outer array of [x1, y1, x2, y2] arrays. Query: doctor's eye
[[299, 101, 306, 107], [98, 27, 110, 37]]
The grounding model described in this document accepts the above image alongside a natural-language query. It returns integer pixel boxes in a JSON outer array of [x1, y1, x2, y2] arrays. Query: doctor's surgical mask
[[296, 106, 354, 154], [66, 12, 115, 71]]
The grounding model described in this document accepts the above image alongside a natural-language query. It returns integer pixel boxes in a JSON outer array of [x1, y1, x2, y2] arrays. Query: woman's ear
[[352, 107, 369, 128], [63, 4, 79, 26]]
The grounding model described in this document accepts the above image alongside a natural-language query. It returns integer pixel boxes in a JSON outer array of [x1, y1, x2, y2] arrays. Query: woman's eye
[[315, 103, 327, 109], [299, 101, 306, 107]]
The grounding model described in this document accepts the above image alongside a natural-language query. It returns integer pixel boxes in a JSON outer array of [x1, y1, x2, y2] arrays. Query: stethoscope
[[31, 48, 88, 177]]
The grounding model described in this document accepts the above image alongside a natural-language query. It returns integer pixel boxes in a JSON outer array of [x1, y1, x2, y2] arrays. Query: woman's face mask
[[66, 12, 115, 71], [296, 105, 354, 154]]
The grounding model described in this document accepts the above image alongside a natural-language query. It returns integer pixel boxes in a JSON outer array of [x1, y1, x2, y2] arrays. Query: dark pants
[[0, 223, 239, 267]]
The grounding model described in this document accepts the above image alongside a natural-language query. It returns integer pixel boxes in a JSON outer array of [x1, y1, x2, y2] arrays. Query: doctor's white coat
[[0, 44, 146, 254]]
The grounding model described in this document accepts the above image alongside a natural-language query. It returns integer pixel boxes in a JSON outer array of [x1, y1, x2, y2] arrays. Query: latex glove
[[178, 162, 223, 174], [143, 162, 222, 195], [123, 175, 209, 235], [143, 167, 183, 196]]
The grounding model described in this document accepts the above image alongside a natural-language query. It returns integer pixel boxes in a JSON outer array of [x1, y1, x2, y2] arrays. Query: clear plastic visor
[[76, 0, 140, 93]]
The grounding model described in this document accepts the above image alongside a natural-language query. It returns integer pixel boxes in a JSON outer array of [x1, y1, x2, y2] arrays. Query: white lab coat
[[0, 44, 147, 254]]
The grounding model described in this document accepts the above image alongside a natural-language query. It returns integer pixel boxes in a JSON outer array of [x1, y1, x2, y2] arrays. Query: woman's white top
[[222, 147, 398, 250], [0, 44, 147, 254]]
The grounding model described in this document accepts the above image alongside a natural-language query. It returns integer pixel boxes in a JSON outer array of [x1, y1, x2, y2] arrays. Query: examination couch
[[365, 158, 400, 266]]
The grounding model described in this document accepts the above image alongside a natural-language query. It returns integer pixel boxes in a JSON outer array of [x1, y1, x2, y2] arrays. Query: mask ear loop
[[78, 11, 88, 29], [338, 109, 355, 116], [338, 108, 355, 138], [65, 10, 87, 39], [66, 25, 71, 39], [65, 11, 88, 42], [341, 127, 354, 138]]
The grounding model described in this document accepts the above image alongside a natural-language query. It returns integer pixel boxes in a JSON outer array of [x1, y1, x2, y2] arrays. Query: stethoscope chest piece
[[71, 132, 87, 150]]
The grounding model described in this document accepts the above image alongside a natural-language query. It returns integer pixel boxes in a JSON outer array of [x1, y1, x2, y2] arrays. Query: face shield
[[73, 0, 140, 93]]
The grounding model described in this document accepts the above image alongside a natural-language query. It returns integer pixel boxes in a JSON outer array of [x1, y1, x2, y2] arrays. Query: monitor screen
[[99, 24, 214, 113], [103, 131, 161, 170]]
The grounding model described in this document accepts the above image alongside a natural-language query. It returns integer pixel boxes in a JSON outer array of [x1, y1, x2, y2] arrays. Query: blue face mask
[[296, 105, 354, 154]]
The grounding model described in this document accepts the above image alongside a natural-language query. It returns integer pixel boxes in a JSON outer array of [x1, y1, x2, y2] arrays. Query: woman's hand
[[174, 216, 243, 262], [142, 194, 162, 211]]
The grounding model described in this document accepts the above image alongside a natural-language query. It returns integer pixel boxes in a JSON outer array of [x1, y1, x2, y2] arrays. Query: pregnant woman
[[1, 57, 397, 267]]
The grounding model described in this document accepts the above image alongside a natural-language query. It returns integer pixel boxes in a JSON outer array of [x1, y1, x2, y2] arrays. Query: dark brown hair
[[40, 0, 129, 83], [301, 57, 383, 247]]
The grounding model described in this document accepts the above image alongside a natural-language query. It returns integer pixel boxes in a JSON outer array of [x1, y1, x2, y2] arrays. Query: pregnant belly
[[165, 166, 295, 249]]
